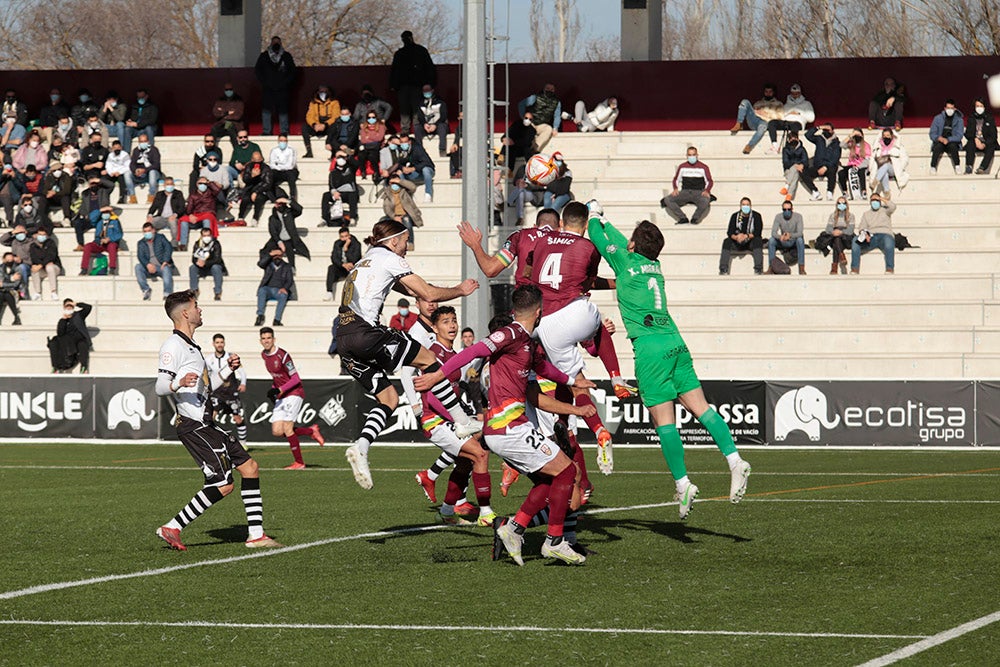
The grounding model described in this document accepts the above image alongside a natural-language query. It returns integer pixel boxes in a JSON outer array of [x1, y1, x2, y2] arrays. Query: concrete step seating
[[5, 128, 997, 379]]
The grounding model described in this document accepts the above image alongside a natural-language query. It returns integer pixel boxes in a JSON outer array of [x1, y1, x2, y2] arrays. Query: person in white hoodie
[[569, 97, 619, 132], [767, 84, 815, 152]]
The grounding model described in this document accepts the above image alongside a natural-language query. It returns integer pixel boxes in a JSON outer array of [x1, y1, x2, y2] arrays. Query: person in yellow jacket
[[302, 85, 340, 158]]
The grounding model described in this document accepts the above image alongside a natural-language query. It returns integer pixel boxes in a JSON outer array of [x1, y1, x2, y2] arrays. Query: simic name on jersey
[[0, 391, 84, 432]]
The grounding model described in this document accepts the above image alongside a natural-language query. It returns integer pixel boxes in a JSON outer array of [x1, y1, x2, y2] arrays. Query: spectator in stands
[[189, 226, 226, 301], [0, 224, 31, 297], [448, 111, 463, 179], [125, 89, 158, 147], [851, 193, 897, 274], [378, 134, 401, 181], [780, 131, 815, 201], [541, 152, 573, 211], [731, 83, 783, 154], [29, 227, 61, 300], [70, 89, 100, 129], [73, 176, 112, 250], [0, 110, 26, 154], [415, 84, 448, 157], [80, 113, 109, 148], [135, 221, 173, 300], [819, 196, 855, 275], [147, 176, 184, 247], [39, 162, 75, 228], [718, 197, 763, 276], [353, 84, 393, 125], [106, 139, 133, 204], [767, 200, 806, 275], [965, 98, 997, 175], [661, 146, 713, 225], [518, 83, 561, 152], [0, 251, 21, 325], [324, 226, 361, 301], [210, 83, 245, 146], [868, 128, 910, 194], [179, 178, 221, 251], [12, 131, 48, 176], [868, 77, 905, 130], [269, 133, 299, 200], [0, 163, 23, 225], [52, 299, 92, 373], [53, 112, 79, 148], [254, 247, 293, 326], [326, 149, 360, 225], [804, 123, 842, 200], [325, 106, 360, 157], [2, 89, 28, 128], [501, 112, 536, 172], [571, 96, 618, 133], [80, 208, 122, 276], [302, 85, 339, 159], [238, 152, 272, 226], [198, 150, 233, 218], [380, 178, 422, 249], [255, 35, 296, 136], [767, 84, 815, 152], [396, 134, 435, 202], [229, 130, 261, 183], [390, 31, 436, 135], [390, 297, 417, 330], [130, 133, 161, 204], [79, 132, 109, 181], [929, 99, 964, 175], [38, 88, 70, 143], [838, 128, 871, 200], [189, 134, 224, 194], [100, 91, 128, 148], [264, 191, 308, 268], [13, 196, 47, 239], [20, 167, 42, 200], [358, 110, 387, 182]]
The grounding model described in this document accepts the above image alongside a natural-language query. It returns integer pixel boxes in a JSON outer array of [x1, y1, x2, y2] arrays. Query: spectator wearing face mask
[[731, 83, 784, 154], [326, 150, 360, 225], [189, 227, 227, 301], [39, 162, 75, 228], [358, 111, 387, 182], [237, 152, 272, 227], [38, 88, 70, 143], [190, 134, 225, 195], [79, 114, 110, 149], [814, 196, 856, 274], [767, 200, 806, 275], [380, 179, 422, 249], [389, 297, 418, 331], [803, 123, 841, 201], [571, 96, 619, 133], [518, 83, 562, 152], [147, 176, 185, 247], [19, 166, 42, 199], [12, 131, 48, 176], [324, 107, 360, 157], [929, 99, 964, 175], [0, 162, 24, 224], [198, 146, 233, 217], [179, 178, 221, 251], [50, 299, 92, 373], [390, 31, 436, 135], [268, 134, 298, 200], [130, 133, 161, 204], [210, 83, 245, 147], [868, 129, 910, 195], [851, 193, 897, 274], [71, 89, 100, 129], [767, 84, 815, 153], [500, 112, 536, 173], [0, 110, 26, 154], [838, 128, 871, 200], [80, 207, 122, 276], [135, 221, 173, 300], [0, 251, 21, 325], [302, 85, 339, 159], [254, 248, 294, 326], [661, 146, 713, 225], [29, 228, 61, 300], [53, 113, 79, 148], [264, 189, 308, 269], [79, 132, 110, 181], [255, 36, 297, 136], [13, 196, 49, 239], [353, 84, 393, 125], [0, 224, 32, 297], [2, 89, 29, 129], [415, 84, 448, 157], [125, 89, 158, 148], [105, 139, 133, 204], [73, 176, 113, 250], [964, 98, 998, 175], [779, 131, 815, 202], [100, 91, 128, 149], [395, 134, 435, 203], [719, 197, 763, 276]]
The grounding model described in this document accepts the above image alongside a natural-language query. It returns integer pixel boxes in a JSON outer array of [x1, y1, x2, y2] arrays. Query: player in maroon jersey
[[259, 327, 325, 469]]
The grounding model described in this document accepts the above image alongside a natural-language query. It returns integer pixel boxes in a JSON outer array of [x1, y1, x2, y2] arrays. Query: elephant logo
[[107, 388, 155, 431], [773, 385, 841, 441]]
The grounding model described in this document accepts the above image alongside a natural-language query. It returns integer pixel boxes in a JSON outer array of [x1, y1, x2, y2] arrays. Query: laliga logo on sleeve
[[773, 385, 840, 441]]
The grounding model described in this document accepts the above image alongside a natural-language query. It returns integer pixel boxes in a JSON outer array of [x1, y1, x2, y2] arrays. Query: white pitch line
[[856, 610, 1000, 666], [746, 499, 1000, 504], [0, 619, 928, 641]]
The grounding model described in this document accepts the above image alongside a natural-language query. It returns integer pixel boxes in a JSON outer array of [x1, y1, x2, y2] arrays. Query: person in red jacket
[[178, 177, 220, 251], [389, 297, 418, 330]]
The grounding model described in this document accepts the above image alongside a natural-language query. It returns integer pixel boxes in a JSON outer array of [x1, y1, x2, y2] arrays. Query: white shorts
[[485, 422, 559, 474], [534, 298, 601, 379], [426, 421, 466, 457], [271, 395, 303, 423]]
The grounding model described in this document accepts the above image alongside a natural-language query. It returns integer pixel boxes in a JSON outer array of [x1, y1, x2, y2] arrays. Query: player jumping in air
[[337, 218, 481, 490], [155, 289, 281, 551], [260, 327, 325, 470], [587, 204, 752, 519]]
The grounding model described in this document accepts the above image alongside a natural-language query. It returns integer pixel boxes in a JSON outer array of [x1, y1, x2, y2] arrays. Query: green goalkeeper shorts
[[632, 333, 701, 407]]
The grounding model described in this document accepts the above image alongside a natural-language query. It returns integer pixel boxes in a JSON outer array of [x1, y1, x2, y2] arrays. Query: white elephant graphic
[[773, 385, 841, 441], [107, 388, 155, 430]]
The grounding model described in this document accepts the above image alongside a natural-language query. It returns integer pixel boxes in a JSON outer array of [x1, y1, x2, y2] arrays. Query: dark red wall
[[5, 56, 998, 135]]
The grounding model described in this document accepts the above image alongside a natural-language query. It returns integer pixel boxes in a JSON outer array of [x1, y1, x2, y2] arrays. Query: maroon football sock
[[594, 321, 622, 378], [545, 465, 576, 538], [514, 482, 551, 527], [574, 393, 606, 435], [569, 431, 590, 488], [472, 471, 492, 507], [293, 426, 313, 437], [286, 434, 304, 464]]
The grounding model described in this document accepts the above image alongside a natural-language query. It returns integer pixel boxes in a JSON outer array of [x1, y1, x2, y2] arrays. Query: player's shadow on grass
[[368, 522, 484, 563], [195, 525, 252, 546], [585, 517, 752, 545]]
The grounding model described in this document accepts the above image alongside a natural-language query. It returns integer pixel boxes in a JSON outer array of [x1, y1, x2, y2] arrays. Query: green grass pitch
[[1, 443, 999, 665]]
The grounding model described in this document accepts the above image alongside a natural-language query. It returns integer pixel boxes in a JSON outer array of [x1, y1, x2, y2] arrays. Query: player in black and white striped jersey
[[154, 289, 281, 552], [207, 333, 248, 446]]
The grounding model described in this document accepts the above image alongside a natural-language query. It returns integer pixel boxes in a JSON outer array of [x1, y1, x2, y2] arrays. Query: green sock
[[656, 424, 686, 479], [698, 408, 737, 457]]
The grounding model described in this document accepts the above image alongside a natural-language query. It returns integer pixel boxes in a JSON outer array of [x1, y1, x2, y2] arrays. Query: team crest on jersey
[[161, 352, 172, 365], [607, 244, 618, 254], [540, 443, 551, 455], [489, 331, 507, 344]]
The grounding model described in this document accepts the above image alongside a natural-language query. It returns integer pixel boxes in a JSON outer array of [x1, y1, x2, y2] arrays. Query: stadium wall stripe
[[0, 619, 929, 641], [855, 610, 1000, 667]]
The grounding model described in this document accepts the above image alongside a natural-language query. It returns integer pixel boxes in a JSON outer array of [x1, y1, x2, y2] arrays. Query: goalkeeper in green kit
[[586, 201, 751, 520]]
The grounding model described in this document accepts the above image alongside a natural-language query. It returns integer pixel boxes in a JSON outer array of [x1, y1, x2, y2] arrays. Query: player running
[[207, 333, 248, 447], [587, 205, 752, 519], [337, 218, 481, 490], [259, 326, 325, 470], [155, 289, 281, 551], [417, 285, 596, 565]]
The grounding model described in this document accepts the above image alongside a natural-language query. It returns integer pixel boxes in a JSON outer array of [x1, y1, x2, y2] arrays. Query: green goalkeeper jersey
[[587, 215, 681, 340]]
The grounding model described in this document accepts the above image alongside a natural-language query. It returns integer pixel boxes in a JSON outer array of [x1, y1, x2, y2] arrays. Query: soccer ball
[[525, 153, 558, 186]]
